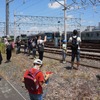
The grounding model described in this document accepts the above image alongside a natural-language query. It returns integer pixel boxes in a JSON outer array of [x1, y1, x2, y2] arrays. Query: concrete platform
[[0, 75, 26, 100]]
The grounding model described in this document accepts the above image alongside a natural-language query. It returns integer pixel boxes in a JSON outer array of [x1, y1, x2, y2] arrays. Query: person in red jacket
[[24, 59, 50, 100]]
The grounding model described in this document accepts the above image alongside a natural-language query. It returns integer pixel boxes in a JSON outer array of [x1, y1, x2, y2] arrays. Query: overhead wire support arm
[[89, 0, 96, 5], [7, 0, 14, 3], [81, 0, 86, 5], [72, 0, 78, 4], [54, 0, 66, 8], [53, 0, 67, 42]]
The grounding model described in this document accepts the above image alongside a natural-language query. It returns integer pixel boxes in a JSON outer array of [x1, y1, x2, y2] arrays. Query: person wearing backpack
[[37, 35, 46, 61], [16, 38, 21, 54], [68, 30, 81, 70], [23, 59, 50, 100], [27, 38, 34, 56], [31, 36, 37, 59]]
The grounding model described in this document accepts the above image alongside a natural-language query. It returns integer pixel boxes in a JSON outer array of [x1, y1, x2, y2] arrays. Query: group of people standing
[[23, 29, 81, 100], [1, 30, 81, 70], [2, 29, 81, 70], [16, 35, 47, 61], [0, 29, 81, 100]]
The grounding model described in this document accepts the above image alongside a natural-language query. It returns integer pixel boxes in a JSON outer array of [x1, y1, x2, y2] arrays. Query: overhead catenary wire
[[3, 0, 100, 36], [15, 0, 44, 13], [33, 6, 63, 17], [14, 0, 33, 11], [11, 0, 100, 18], [15, 0, 63, 17]]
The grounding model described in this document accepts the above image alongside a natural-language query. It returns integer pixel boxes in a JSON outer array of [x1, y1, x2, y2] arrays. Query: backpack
[[7, 44, 13, 50], [32, 41, 36, 48], [71, 36, 78, 52], [11, 42, 15, 49], [37, 43, 44, 52], [62, 43, 66, 50], [24, 68, 40, 91]]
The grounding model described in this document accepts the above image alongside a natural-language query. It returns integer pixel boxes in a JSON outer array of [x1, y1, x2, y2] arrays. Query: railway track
[[18, 46, 100, 69], [45, 44, 100, 53], [43, 54, 100, 70], [45, 42, 100, 49], [44, 47, 100, 61], [20, 43, 100, 60]]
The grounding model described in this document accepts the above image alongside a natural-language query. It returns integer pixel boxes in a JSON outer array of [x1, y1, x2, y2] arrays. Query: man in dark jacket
[[0, 50, 3, 64]]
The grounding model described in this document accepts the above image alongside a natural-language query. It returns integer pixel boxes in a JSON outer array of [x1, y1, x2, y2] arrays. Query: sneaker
[[5, 60, 9, 63], [73, 67, 78, 70], [62, 61, 66, 64], [96, 75, 100, 80]]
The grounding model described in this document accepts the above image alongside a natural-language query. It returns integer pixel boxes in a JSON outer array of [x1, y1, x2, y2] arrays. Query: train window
[[82, 34, 84, 37], [21, 34, 27, 37], [91, 33, 93, 37], [55, 33, 60, 38], [45, 33, 52, 37], [96, 33, 99, 36], [86, 33, 89, 37]]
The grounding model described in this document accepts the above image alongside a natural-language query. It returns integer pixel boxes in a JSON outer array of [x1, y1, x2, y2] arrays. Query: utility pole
[[54, 0, 67, 44], [14, 11, 17, 42], [6, 0, 9, 36], [54, 0, 67, 42], [6, 0, 14, 36], [64, 0, 67, 42]]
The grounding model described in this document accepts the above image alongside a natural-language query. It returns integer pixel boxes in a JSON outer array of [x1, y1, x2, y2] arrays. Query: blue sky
[[0, 0, 100, 35]]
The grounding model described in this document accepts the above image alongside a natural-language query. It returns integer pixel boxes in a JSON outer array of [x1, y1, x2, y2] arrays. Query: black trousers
[[38, 51, 44, 61], [0, 52, 2, 64], [6, 49, 12, 61]]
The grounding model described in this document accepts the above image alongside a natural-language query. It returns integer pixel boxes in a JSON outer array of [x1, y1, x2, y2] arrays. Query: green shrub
[[0, 43, 6, 53]]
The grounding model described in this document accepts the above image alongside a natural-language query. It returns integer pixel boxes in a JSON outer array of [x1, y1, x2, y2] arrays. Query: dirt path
[[0, 52, 100, 100]]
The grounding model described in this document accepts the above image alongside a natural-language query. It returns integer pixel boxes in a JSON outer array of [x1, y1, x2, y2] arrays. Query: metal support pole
[[6, 0, 9, 36], [80, 12, 83, 39], [14, 11, 16, 42], [6, 0, 14, 36], [64, 0, 67, 47]]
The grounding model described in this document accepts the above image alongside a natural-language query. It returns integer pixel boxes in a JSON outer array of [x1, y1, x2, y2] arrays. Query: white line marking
[[5, 79, 27, 100]]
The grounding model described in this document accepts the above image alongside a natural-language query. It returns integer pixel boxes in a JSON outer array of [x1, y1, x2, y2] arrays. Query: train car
[[44, 32, 53, 41], [31, 30, 100, 44], [15, 34, 28, 45], [61, 31, 73, 42], [43, 32, 60, 42], [1, 35, 14, 42], [16, 34, 27, 41], [81, 30, 100, 43]]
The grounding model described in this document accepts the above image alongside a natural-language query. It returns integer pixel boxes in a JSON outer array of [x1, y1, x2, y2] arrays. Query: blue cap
[[63, 40, 66, 43]]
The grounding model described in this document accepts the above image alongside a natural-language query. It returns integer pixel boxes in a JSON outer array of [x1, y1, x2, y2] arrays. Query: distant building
[[99, 22, 100, 29], [83, 22, 100, 32], [85, 26, 95, 31]]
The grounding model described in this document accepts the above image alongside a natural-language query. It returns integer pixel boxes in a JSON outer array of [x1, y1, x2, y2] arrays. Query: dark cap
[[73, 30, 78, 35]]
